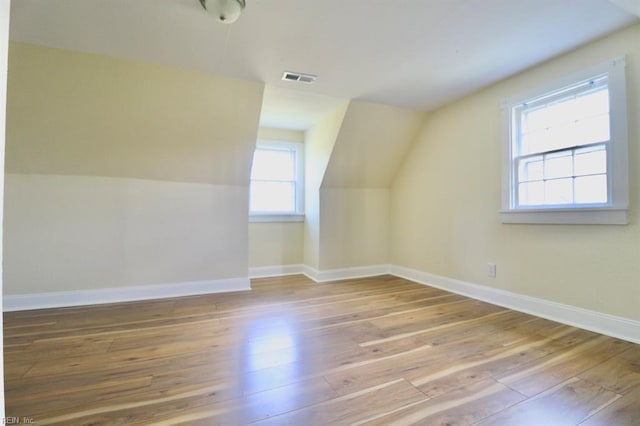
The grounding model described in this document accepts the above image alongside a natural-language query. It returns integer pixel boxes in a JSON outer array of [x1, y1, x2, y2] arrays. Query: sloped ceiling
[[8, 0, 638, 130], [6, 43, 263, 186], [322, 101, 426, 189]]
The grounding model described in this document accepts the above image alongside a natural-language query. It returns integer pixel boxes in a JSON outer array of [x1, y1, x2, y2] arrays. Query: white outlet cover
[[487, 263, 497, 277]]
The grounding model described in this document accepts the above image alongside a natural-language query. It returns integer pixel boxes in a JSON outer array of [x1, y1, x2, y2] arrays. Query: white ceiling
[[9, 0, 638, 130]]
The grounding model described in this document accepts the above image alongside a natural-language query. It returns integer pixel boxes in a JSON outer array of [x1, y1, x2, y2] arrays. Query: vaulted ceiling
[[9, 0, 638, 129]]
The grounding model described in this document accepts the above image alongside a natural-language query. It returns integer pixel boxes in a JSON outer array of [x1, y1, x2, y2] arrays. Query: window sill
[[249, 214, 305, 223], [500, 208, 628, 225]]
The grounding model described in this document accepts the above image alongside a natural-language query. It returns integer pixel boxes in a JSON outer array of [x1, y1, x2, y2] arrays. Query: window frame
[[500, 57, 629, 225], [249, 140, 305, 223]]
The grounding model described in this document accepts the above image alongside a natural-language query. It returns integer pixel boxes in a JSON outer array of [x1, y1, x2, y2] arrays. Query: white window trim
[[500, 56, 629, 225], [249, 214, 305, 223], [249, 140, 305, 223]]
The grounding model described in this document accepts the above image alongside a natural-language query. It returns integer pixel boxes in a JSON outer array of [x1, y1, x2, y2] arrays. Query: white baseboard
[[8, 263, 639, 345], [251, 263, 640, 343], [249, 264, 305, 278], [3, 277, 251, 312], [303, 264, 391, 283], [251, 264, 391, 283], [301, 264, 319, 282], [390, 265, 640, 344]]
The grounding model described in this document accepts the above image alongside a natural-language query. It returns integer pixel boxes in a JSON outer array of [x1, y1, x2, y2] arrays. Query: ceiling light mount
[[199, 0, 246, 24]]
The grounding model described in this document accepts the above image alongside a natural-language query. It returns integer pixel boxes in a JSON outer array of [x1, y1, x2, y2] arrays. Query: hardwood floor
[[4, 275, 640, 425]]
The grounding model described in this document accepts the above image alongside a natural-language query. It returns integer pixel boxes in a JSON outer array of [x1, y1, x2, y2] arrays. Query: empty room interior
[[2, 0, 640, 424]]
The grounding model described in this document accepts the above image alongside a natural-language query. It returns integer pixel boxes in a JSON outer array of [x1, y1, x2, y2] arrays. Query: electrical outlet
[[487, 263, 497, 278]]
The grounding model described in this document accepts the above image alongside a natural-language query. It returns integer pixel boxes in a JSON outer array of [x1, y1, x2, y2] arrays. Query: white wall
[[303, 103, 349, 269], [249, 221, 304, 268], [317, 101, 424, 270], [319, 188, 389, 269], [257, 127, 305, 144], [4, 43, 264, 295], [391, 23, 640, 321], [4, 174, 249, 293], [322, 100, 425, 188], [0, 0, 10, 416]]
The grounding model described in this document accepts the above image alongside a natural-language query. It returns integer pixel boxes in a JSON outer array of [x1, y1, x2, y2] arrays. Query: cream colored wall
[[0, 0, 10, 414], [6, 43, 262, 185], [257, 127, 305, 143], [322, 100, 426, 188], [4, 43, 264, 295], [249, 222, 304, 267], [391, 23, 640, 321], [319, 188, 389, 269], [4, 174, 249, 293], [303, 103, 349, 269], [249, 126, 305, 268], [317, 101, 424, 270]]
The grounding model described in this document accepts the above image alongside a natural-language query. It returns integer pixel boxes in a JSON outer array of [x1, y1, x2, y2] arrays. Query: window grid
[[511, 76, 611, 209], [249, 142, 304, 216], [500, 56, 629, 225], [515, 143, 608, 207]]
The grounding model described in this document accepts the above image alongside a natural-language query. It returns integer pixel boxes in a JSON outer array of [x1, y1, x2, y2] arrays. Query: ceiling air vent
[[281, 71, 318, 84]]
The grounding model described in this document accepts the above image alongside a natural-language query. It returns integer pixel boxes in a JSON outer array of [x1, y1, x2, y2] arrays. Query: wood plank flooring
[[4, 275, 640, 425]]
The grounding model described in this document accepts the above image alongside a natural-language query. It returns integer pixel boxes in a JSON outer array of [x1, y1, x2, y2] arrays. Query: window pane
[[520, 129, 548, 155], [523, 87, 608, 131], [575, 88, 609, 117], [520, 86, 609, 155], [545, 178, 573, 205], [545, 152, 573, 179], [572, 113, 610, 146], [574, 146, 606, 176], [515, 144, 609, 208], [505, 64, 628, 220], [575, 175, 607, 204], [519, 181, 545, 206], [250, 181, 295, 212], [251, 149, 295, 181], [518, 156, 543, 182]]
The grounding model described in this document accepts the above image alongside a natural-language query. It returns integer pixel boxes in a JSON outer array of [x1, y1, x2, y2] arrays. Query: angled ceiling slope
[[8, 0, 638, 116], [322, 101, 427, 189], [6, 43, 264, 186]]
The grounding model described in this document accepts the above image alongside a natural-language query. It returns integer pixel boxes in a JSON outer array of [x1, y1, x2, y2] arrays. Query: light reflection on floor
[[240, 315, 303, 397]]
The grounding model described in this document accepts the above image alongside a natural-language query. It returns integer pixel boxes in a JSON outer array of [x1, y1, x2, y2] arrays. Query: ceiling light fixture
[[199, 0, 246, 24]]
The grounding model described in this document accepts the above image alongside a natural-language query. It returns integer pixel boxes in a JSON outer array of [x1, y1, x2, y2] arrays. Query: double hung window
[[501, 58, 628, 224], [249, 141, 304, 221]]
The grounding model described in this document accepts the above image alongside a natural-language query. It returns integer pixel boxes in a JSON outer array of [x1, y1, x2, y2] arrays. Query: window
[[501, 57, 629, 225], [249, 141, 304, 222]]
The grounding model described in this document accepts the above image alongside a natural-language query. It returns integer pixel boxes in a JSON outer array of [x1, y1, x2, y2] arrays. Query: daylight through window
[[514, 75, 610, 207], [250, 141, 304, 218], [501, 57, 629, 225]]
